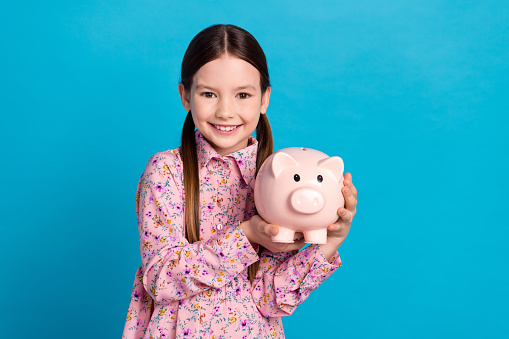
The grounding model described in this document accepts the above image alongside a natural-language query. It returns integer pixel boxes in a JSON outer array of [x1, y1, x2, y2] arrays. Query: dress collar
[[195, 130, 258, 185]]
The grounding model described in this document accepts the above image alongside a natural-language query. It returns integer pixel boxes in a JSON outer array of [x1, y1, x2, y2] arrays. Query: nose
[[290, 188, 325, 214], [216, 97, 235, 120]]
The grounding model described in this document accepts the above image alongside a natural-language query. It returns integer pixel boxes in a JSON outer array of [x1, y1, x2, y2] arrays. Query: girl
[[123, 24, 357, 339]]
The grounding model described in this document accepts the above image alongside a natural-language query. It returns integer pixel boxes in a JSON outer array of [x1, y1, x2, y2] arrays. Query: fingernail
[[271, 228, 278, 236], [340, 208, 347, 215], [344, 187, 350, 194]]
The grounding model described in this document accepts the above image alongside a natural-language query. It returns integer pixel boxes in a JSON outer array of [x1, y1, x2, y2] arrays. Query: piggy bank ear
[[271, 152, 299, 178], [318, 156, 344, 183]]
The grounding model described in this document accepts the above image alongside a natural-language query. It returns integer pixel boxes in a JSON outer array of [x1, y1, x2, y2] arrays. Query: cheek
[[238, 97, 261, 109], [191, 100, 212, 119], [252, 99, 263, 112], [240, 102, 262, 120]]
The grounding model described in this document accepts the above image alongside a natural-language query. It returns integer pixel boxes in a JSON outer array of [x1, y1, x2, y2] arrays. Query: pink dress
[[123, 131, 342, 339]]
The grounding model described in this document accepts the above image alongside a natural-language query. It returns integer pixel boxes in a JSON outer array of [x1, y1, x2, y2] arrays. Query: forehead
[[193, 55, 261, 90]]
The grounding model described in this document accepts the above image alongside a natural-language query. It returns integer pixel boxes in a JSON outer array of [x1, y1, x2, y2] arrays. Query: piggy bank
[[254, 147, 344, 244]]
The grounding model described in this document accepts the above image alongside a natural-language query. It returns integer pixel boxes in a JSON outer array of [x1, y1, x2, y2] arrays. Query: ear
[[178, 83, 192, 111], [271, 151, 298, 178], [318, 156, 344, 183], [260, 86, 271, 114]]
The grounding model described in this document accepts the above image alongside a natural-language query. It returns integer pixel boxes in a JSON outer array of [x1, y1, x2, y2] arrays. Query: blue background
[[1, 1, 508, 338]]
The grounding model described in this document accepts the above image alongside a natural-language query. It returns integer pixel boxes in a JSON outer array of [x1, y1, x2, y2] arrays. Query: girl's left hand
[[326, 172, 357, 247]]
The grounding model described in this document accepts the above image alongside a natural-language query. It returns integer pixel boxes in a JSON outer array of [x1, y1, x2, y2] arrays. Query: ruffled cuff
[[275, 244, 342, 313]]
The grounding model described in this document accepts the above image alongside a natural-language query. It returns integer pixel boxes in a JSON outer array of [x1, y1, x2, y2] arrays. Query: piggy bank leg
[[303, 229, 328, 244], [271, 227, 295, 243]]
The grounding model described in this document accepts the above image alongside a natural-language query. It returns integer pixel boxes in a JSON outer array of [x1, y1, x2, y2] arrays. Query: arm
[[250, 173, 358, 317], [250, 244, 341, 317], [138, 152, 259, 303]]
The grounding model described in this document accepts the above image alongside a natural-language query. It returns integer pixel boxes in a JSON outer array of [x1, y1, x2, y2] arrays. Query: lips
[[212, 124, 241, 132], [210, 123, 242, 135]]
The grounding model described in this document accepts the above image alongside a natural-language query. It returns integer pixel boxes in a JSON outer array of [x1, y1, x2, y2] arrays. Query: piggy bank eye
[[317, 175, 323, 183], [294, 174, 300, 182]]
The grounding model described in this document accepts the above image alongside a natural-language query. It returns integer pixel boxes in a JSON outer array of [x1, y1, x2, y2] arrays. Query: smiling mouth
[[213, 124, 241, 132]]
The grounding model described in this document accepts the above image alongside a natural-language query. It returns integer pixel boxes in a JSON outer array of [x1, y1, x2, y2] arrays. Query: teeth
[[215, 125, 238, 132]]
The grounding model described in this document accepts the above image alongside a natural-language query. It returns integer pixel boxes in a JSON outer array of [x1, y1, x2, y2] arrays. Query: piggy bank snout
[[290, 188, 325, 214]]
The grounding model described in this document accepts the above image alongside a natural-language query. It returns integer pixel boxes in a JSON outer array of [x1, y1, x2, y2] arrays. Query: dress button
[[216, 224, 223, 230]]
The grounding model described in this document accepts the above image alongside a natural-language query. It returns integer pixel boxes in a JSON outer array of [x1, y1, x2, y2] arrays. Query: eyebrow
[[195, 84, 215, 91], [195, 84, 257, 91], [234, 85, 256, 91]]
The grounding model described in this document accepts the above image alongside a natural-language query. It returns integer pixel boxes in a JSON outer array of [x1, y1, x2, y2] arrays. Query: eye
[[294, 174, 300, 182], [237, 93, 250, 99], [201, 92, 215, 98], [317, 175, 323, 183]]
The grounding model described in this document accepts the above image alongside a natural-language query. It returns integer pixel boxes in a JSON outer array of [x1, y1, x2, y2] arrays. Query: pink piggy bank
[[254, 147, 345, 245]]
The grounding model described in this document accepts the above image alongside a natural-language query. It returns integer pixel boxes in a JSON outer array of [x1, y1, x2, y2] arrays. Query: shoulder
[[141, 147, 184, 184], [144, 147, 181, 169]]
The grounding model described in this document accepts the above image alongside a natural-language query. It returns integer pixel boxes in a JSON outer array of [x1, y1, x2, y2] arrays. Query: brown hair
[[179, 24, 273, 284]]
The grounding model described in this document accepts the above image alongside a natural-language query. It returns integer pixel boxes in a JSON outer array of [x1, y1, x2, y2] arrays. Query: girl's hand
[[242, 215, 307, 253], [326, 172, 357, 247]]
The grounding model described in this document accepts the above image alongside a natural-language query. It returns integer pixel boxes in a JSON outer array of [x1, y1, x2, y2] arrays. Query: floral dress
[[123, 131, 342, 339]]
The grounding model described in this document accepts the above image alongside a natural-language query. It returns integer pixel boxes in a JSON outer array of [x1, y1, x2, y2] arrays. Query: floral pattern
[[123, 131, 342, 339]]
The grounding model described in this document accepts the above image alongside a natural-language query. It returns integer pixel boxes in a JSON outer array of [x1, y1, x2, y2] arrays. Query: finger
[[251, 215, 263, 230], [264, 223, 279, 236], [342, 185, 357, 212], [344, 172, 352, 185], [349, 181, 358, 199], [328, 223, 340, 231], [337, 207, 354, 223], [343, 173, 357, 199]]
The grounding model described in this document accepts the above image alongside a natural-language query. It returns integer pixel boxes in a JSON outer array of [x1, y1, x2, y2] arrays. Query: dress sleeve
[[250, 243, 342, 317], [138, 152, 260, 303]]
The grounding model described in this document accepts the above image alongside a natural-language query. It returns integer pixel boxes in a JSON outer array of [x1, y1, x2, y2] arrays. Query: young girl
[[123, 24, 357, 339]]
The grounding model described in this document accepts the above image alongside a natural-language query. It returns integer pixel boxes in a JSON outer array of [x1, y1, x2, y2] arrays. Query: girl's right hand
[[242, 215, 307, 253]]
